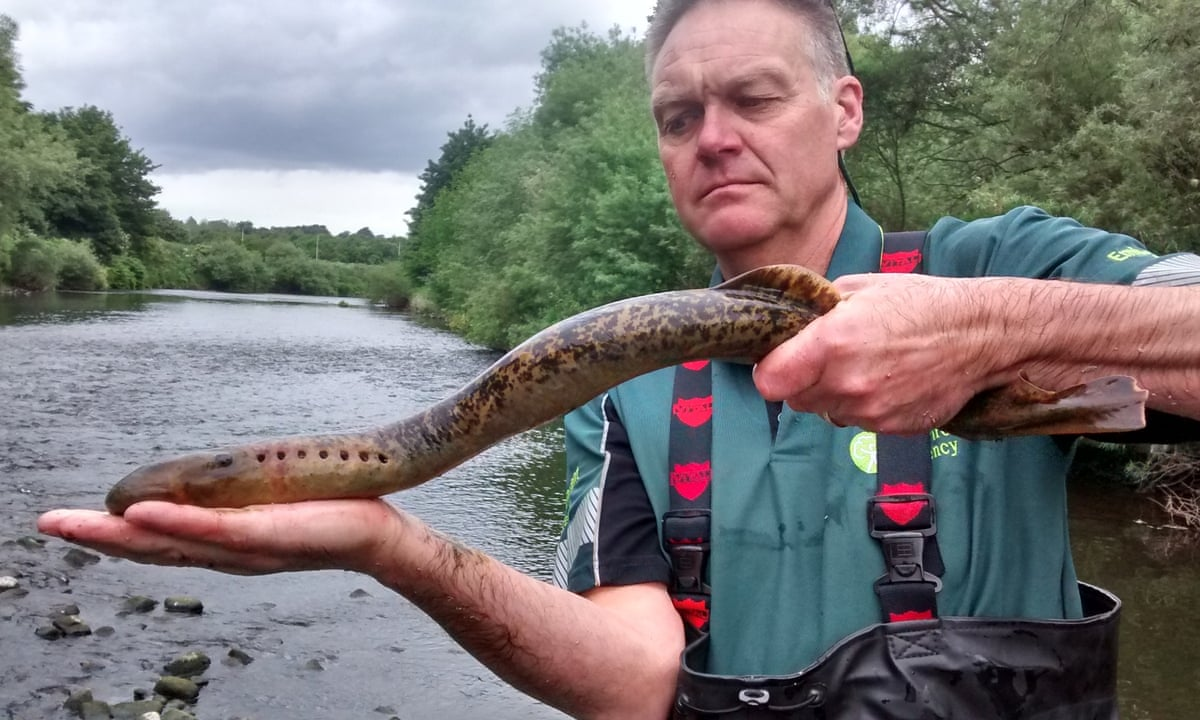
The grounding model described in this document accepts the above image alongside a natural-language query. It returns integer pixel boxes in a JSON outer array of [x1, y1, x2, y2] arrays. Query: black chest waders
[[663, 232, 1121, 719]]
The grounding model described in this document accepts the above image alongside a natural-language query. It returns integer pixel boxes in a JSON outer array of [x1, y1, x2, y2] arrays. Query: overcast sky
[[4, 0, 656, 236]]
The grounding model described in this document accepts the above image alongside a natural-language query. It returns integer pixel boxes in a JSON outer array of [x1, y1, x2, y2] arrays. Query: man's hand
[[37, 499, 405, 576], [753, 273, 1005, 434]]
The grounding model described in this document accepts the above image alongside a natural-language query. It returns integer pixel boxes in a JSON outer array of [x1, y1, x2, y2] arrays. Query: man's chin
[[690, 216, 775, 254]]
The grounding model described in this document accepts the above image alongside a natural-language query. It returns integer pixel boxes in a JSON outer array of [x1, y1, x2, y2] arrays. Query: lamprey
[[105, 265, 1147, 513]]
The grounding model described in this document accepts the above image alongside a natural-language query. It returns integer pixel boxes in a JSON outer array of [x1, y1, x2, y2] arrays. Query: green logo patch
[[849, 431, 877, 474]]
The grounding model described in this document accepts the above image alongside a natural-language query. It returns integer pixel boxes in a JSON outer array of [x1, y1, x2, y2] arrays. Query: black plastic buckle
[[663, 509, 711, 595], [872, 531, 943, 591], [868, 494, 941, 591]]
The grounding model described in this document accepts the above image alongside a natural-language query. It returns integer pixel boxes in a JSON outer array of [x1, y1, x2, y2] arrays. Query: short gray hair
[[644, 0, 851, 92]]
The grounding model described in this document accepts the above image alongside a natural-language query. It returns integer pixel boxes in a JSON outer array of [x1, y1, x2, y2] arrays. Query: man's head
[[646, 0, 863, 274], [646, 0, 851, 95]]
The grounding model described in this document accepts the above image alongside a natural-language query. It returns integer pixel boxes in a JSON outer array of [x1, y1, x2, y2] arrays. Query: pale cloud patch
[[156, 169, 420, 237]]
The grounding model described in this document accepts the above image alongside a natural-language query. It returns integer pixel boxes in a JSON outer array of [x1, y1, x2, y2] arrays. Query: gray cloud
[[5, 0, 651, 174]]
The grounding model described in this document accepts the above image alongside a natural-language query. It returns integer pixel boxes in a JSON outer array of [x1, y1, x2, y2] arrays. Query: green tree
[[404, 115, 494, 244], [0, 16, 82, 235], [40, 105, 160, 261]]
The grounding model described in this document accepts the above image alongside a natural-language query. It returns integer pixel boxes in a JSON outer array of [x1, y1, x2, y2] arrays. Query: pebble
[[120, 595, 159, 614], [154, 676, 200, 703], [63, 548, 101, 568], [15, 535, 46, 550], [163, 596, 204, 614], [163, 651, 211, 678], [225, 647, 254, 666], [52, 614, 93, 637], [0, 575, 18, 591]]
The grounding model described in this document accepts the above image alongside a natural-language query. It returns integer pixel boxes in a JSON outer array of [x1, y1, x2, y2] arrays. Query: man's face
[[650, 0, 859, 261]]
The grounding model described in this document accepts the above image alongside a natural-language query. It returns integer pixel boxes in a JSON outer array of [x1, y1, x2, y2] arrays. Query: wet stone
[[349, 588, 371, 598], [63, 548, 101, 568], [36, 624, 63, 640], [81, 700, 112, 720], [64, 688, 94, 714], [304, 658, 325, 671], [0, 575, 18, 591], [225, 647, 254, 666], [154, 676, 200, 703], [80, 659, 107, 673], [110, 698, 165, 718], [53, 614, 93, 637], [161, 708, 198, 720], [163, 651, 211, 678], [163, 596, 203, 614], [94, 625, 115, 637], [15, 535, 46, 551], [120, 595, 158, 614]]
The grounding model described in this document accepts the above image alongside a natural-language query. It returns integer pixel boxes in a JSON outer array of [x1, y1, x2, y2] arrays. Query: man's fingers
[[753, 323, 826, 402]]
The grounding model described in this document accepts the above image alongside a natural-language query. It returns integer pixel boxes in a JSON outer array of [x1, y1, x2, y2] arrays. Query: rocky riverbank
[[0, 532, 412, 720]]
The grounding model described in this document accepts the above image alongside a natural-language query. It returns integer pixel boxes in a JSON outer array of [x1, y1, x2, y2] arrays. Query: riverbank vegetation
[[2, 3, 1197, 512]]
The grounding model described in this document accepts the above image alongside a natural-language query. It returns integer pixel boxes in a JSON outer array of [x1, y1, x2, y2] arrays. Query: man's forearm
[[974, 279, 1200, 420], [365, 514, 682, 719]]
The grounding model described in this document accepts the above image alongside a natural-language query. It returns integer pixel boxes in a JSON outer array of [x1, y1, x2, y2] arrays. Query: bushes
[[56, 239, 107, 290], [364, 262, 412, 309], [105, 255, 147, 290], [0, 230, 106, 292]]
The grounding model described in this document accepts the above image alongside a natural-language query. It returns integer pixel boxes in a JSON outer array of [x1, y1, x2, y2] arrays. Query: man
[[38, 1, 1200, 718]]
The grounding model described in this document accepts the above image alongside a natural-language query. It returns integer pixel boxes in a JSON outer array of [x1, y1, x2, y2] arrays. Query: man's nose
[[696, 105, 743, 159]]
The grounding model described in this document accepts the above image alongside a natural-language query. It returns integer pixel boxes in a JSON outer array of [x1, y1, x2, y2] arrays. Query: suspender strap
[[663, 230, 940, 636], [665, 360, 714, 639], [869, 230, 944, 623]]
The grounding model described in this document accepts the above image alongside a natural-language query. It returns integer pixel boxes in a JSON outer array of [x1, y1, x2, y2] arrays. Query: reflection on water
[[2, 290, 1197, 719]]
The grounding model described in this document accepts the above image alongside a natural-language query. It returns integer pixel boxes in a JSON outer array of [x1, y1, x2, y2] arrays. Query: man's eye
[[738, 96, 773, 109], [661, 111, 697, 136]]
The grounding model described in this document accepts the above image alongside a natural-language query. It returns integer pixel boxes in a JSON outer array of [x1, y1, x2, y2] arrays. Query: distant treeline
[[0, 15, 402, 298]]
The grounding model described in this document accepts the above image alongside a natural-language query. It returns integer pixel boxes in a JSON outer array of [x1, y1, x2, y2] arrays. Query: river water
[[1, 290, 1197, 719]]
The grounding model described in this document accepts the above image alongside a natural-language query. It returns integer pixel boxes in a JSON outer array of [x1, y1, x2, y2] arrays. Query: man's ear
[[833, 75, 864, 150]]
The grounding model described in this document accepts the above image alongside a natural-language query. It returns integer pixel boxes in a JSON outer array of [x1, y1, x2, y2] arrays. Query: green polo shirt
[[556, 203, 1165, 676]]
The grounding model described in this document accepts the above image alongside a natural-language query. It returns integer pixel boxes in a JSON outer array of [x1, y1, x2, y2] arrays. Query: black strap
[[665, 360, 714, 639], [869, 230, 944, 622]]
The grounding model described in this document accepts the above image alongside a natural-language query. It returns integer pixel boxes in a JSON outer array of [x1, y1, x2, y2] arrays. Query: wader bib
[[663, 233, 1122, 719]]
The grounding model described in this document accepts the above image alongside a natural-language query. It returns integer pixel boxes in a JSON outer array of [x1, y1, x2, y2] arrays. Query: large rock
[[163, 651, 211, 678], [163, 596, 204, 615], [153, 676, 200, 703]]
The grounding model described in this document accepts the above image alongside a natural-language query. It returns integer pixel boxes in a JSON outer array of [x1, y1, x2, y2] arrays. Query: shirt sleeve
[[927, 205, 1169, 282], [553, 393, 671, 594]]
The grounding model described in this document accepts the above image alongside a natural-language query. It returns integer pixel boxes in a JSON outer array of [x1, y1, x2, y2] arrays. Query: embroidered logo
[[879, 482, 926, 525], [682, 360, 710, 371], [849, 431, 877, 474], [672, 395, 713, 428], [1106, 247, 1153, 262], [881, 249, 922, 273], [673, 597, 710, 630], [670, 461, 711, 501]]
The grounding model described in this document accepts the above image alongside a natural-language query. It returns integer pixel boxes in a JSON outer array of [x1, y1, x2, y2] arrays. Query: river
[[1, 290, 1197, 719]]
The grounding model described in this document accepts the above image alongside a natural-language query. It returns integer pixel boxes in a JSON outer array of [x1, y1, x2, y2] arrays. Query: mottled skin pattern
[[105, 265, 1146, 514]]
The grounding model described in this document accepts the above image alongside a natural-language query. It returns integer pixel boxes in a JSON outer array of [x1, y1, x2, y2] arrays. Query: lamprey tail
[[944, 375, 1148, 440]]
